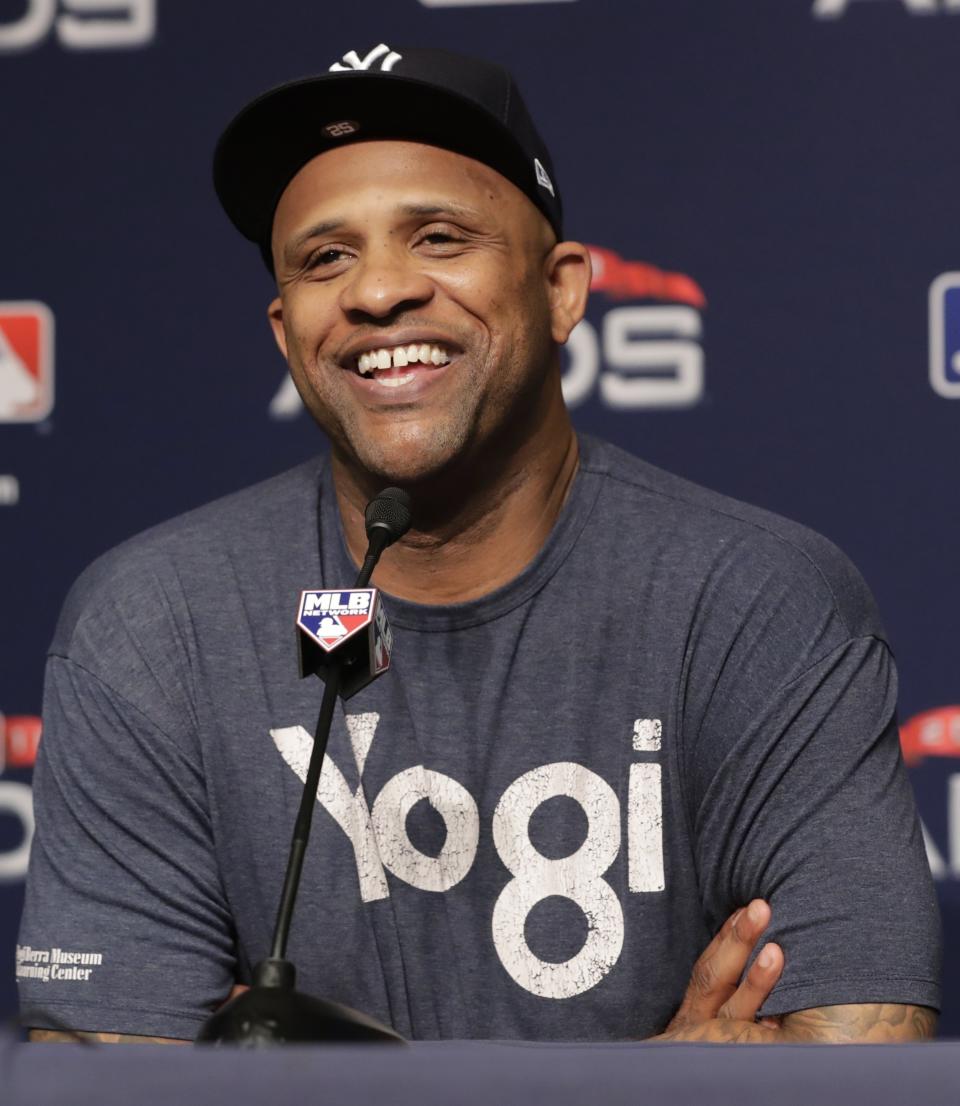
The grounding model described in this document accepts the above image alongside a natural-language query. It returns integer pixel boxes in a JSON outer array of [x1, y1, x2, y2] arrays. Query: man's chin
[[341, 429, 470, 488]]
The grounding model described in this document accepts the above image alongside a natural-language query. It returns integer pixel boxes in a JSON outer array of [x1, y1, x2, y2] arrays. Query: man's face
[[268, 140, 576, 484]]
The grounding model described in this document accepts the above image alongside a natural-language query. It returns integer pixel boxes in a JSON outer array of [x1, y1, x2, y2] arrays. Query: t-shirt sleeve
[[686, 539, 942, 1016], [17, 651, 237, 1040]]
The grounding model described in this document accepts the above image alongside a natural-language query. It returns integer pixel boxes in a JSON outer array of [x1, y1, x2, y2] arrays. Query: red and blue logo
[[297, 589, 376, 652], [929, 272, 960, 399], [0, 303, 54, 423]]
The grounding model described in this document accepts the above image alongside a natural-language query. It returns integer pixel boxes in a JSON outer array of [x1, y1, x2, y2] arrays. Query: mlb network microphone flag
[[296, 588, 393, 699]]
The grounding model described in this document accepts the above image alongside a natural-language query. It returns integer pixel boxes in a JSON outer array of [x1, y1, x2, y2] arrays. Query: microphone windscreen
[[365, 487, 413, 545]]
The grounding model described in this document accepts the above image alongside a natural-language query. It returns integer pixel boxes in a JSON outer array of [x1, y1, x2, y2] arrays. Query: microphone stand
[[197, 504, 408, 1045]]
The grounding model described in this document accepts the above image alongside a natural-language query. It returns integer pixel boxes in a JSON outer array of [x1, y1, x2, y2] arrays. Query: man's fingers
[[676, 899, 772, 1022], [217, 984, 250, 1010], [717, 942, 784, 1022]]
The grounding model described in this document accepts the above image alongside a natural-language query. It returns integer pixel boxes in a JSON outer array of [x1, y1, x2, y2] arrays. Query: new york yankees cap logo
[[213, 45, 564, 273], [328, 43, 403, 73]]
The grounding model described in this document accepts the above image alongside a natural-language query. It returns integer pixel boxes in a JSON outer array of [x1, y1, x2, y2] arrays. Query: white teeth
[[355, 343, 452, 374], [378, 372, 416, 388]]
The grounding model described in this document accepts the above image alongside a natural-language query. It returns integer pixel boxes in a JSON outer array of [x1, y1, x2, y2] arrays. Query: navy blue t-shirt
[[17, 436, 941, 1039]]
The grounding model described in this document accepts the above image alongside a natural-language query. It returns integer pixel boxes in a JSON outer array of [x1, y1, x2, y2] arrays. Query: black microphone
[[296, 487, 412, 699], [196, 488, 412, 1046], [359, 486, 413, 582]]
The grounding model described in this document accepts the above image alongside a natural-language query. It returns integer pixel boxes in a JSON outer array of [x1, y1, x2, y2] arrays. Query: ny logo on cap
[[329, 43, 402, 73]]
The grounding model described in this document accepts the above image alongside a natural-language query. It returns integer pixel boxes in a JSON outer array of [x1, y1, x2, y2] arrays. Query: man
[[19, 46, 940, 1044]]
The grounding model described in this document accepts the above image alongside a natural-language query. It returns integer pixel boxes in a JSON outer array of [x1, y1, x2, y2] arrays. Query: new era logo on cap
[[534, 158, 555, 197], [0, 302, 54, 423]]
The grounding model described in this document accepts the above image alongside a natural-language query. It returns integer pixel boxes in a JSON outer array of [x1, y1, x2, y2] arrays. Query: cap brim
[[213, 72, 557, 269]]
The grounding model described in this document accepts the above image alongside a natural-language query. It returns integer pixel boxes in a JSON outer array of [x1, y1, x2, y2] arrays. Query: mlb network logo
[[298, 589, 375, 651], [929, 273, 960, 398], [0, 303, 54, 423]]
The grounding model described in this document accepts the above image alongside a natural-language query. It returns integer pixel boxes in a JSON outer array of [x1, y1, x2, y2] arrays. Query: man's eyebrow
[[400, 202, 483, 221]]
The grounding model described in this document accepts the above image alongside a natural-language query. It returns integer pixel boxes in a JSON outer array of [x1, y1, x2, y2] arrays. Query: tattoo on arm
[[29, 1029, 189, 1045], [650, 1004, 938, 1044], [782, 1004, 938, 1043]]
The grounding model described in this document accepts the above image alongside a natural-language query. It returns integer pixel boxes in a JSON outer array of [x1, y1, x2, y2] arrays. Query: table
[[3, 1036, 958, 1106]]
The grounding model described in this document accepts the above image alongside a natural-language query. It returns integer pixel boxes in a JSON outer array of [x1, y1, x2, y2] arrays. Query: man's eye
[[420, 230, 462, 247], [307, 248, 349, 268]]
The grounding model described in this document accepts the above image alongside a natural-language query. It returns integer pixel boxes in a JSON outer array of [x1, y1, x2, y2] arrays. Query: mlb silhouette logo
[[0, 302, 54, 422], [929, 273, 960, 399], [297, 589, 376, 652]]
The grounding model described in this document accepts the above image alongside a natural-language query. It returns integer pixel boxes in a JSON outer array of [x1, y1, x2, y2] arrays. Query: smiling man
[[266, 136, 583, 606], [19, 46, 940, 1044]]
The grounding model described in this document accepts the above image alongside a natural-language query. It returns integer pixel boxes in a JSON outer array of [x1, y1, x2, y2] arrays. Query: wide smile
[[340, 339, 459, 400]]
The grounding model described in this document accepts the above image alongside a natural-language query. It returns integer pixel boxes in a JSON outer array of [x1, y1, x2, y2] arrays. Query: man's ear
[[267, 296, 288, 360], [544, 242, 592, 345]]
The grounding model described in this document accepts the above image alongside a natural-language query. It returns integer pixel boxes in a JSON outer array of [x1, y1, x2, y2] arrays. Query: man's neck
[[332, 421, 580, 605]]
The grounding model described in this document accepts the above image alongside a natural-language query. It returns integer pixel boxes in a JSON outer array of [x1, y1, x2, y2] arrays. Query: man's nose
[[338, 248, 434, 319]]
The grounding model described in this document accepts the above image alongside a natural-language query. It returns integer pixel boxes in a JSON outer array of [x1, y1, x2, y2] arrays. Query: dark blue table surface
[[3, 1038, 959, 1106]]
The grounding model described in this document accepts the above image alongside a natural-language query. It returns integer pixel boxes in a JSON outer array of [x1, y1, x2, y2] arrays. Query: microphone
[[196, 488, 412, 1046], [296, 487, 412, 700], [360, 486, 413, 581]]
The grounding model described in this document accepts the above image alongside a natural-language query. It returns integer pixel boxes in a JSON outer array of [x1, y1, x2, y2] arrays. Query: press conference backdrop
[[1, 0, 958, 1035]]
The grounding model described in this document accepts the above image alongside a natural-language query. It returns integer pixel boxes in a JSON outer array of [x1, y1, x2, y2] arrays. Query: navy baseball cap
[[213, 44, 563, 274]]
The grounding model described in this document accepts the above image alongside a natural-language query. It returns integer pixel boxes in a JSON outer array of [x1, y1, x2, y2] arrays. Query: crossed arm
[[651, 899, 937, 1043], [30, 900, 937, 1044]]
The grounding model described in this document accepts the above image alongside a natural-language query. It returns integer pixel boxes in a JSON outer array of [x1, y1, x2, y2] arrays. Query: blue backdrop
[[2, 0, 959, 1035]]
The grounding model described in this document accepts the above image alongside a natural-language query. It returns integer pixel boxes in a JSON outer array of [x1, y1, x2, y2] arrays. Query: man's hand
[[652, 899, 785, 1042], [652, 900, 938, 1043]]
